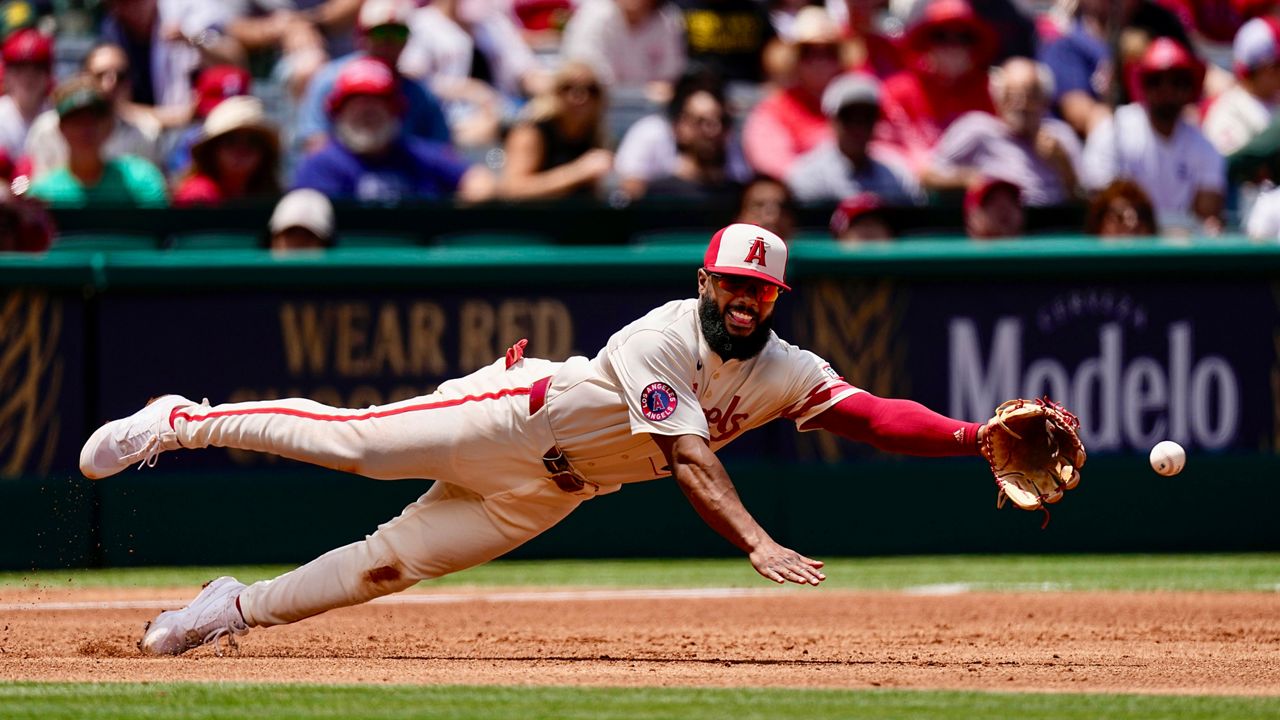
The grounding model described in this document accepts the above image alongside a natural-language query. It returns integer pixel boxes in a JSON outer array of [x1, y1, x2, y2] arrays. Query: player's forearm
[[656, 435, 769, 553], [806, 392, 982, 457]]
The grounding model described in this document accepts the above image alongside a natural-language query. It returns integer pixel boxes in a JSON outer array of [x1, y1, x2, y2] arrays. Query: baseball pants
[[168, 356, 598, 627]]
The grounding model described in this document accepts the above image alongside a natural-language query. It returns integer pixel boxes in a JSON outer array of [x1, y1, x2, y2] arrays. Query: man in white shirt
[[1203, 17, 1280, 156], [81, 223, 1031, 657], [0, 29, 52, 159], [561, 0, 687, 99], [1082, 38, 1225, 233]]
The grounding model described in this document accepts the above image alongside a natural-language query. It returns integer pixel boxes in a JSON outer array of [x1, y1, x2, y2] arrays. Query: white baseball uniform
[[168, 296, 858, 627]]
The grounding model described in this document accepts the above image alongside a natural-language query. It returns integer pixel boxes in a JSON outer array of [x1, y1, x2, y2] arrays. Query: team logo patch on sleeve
[[640, 382, 679, 421]]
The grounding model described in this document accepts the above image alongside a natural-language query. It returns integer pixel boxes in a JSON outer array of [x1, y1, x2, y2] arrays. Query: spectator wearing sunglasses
[[1081, 39, 1224, 234], [873, 0, 998, 175], [296, 0, 449, 154], [499, 61, 612, 200]]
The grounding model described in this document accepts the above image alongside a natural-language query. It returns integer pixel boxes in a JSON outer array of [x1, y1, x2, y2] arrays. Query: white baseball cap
[[1234, 17, 1280, 77], [358, 0, 415, 30], [270, 189, 335, 240], [704, 223, 790, 290]]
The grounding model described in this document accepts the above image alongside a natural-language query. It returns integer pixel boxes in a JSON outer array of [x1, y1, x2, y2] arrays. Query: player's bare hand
[[749, 541, 825, 586]]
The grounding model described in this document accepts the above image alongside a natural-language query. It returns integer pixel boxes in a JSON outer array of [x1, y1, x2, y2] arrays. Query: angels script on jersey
[[704, 395, 749, 442]]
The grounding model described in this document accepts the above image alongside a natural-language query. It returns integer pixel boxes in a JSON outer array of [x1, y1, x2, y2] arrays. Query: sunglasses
[[1141, 71, 1194, 91], [708, 273, 781, 302], [558, 82, 602, 98], [366, 24, 410, 43], [836, 105, 879, 125], [929, 29, 976, 45]]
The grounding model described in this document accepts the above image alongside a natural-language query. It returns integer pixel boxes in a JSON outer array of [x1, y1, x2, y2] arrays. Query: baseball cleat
[[79, 395, 195, 479], [139, 576, 249, 656]]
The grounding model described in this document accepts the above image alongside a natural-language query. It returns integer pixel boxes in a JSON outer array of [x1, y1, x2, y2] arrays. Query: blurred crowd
[[4, 0, 1280, 252]]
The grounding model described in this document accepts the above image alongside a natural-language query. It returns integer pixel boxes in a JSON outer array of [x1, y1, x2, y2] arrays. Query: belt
[[527, 375, 596, 495]]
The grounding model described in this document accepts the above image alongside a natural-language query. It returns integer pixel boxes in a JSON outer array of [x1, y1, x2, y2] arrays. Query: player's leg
[[138, 477, 586, 655]]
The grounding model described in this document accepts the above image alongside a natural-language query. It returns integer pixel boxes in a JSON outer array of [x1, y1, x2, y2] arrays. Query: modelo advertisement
[[793, 280, 1274, 458]]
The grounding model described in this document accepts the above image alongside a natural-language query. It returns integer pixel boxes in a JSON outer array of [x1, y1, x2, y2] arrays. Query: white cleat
[[79, 395, 196, 480], [139, 576, 249, 656]]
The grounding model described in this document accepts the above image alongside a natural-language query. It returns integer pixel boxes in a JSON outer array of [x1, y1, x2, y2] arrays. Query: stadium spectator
[[173, 96, 280, 206], [561, 0, 686, 99], [837, 0, 902, 79], [1157, 0, 1244, 43], [26, 75, 167, 207], [735, 175, 795, 238], [742, 7, 843, 180], [829, 191, 894, 241], [1038, 0, 1193, 137], [924, 58, 1081, 206], [786, 73, 921, 204], [100, 0, 242, 125], [964, 176, 1024, 239], [616, 68, 750, 199], [0, 185, 54, 252], [293, 57, 495, 202], [297, 0, 449, 153], [499, 61, 611, 200], [225, 0, 362, 99], [1081, 39, 1224, 234], [676, 0, 775, 83], [1084, 179, 1158, 237], [163, 65, 252, 178], [1203, 18, 1280, 156], [399, 0, 548, 147], [269, 188, 335, 251], [968, 0, 1038, 63], [644, 83, 739, 200], [875, 0, 997, 175], [0, 29, 51, 159], [23, 43, 163, 181]]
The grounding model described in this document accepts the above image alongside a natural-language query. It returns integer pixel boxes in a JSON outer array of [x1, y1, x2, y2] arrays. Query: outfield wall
[[2, 237, 1278, 568]]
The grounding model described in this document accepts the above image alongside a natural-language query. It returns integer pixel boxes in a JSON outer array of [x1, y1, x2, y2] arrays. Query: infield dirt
[[0, 586, 1276, 695]]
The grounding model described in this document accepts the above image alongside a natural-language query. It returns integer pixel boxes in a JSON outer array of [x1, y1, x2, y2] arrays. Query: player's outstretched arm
[[804, 392, 985, 457], [651, 433, 825, 586]]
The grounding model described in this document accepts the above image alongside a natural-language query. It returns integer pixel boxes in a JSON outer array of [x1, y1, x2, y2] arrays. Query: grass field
[[3, 554, 1278, 719], [2, 553, 1278, 591]]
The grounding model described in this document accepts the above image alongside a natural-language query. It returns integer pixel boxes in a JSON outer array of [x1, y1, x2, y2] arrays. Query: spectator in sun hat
[[293, 57, 494, 203], [268, 188, 334, 252], [26, 75, 167, 207], [1082, 38, 1224, 234], [964, 176, 1024, 239], [785, 72, 921, 204], [164, 65, 251, 178], [1203, 17, 1280, 156], [173, 96, 280, 206], [742, 6, 845, 180], [296, 0, 449, 154], [874, 0, 998, 175], [0, 28, 51, 159], [829, 191, 894, 242]]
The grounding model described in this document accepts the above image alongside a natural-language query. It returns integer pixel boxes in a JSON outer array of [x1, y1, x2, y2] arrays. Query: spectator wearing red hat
[[22, 43, 163, 181], [829, 192, 893, 242], [1082, 38, 1224, 234], [964, 177, 1024, 239], [1203, 18, 1280, 155], [1037, 0, 1194, 137], [0, 28, 51, 159], [293, 57, 494, 202], [162, 65, 251, 178], [741, 7, 844, 180], [924, 57, 1081, 206], [873, 0, 998, 176], [296, 0, 449, 154]]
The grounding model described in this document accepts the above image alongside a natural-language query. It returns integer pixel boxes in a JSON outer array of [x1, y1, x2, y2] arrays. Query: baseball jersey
[[542, 299, 860, 486]]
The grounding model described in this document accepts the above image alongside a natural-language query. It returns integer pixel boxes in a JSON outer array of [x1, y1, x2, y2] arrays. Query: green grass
[[0, 683, 1275, 720], [2, 554, 1278, 592]]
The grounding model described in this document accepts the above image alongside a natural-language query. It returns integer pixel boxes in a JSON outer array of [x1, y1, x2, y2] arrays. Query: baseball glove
[[979, 398, 1086, 520]]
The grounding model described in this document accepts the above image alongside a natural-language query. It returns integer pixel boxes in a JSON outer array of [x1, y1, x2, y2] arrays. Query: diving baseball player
[[79, 223, 1084, 656]]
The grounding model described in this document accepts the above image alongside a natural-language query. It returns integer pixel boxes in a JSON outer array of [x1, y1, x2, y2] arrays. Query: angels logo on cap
[[703, 223, 790, 290]]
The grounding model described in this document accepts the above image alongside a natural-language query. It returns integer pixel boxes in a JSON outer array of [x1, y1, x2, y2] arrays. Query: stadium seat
[[51, 232, 158, 251], [433, 231, 555, 247], [167, 232, 262, 250]]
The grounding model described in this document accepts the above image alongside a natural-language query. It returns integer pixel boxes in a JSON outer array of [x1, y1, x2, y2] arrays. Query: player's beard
[[698, 294, 773, 361]]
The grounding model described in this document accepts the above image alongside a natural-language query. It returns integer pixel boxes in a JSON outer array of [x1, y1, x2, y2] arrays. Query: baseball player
[[79, 223, 1084, 656]]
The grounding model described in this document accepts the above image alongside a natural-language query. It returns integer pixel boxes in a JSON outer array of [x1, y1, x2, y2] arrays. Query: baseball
[[1149, 440, 1186, 476]]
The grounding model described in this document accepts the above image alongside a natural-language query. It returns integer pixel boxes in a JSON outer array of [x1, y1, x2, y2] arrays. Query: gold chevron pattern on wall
[[0, 290, 63, 478]]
